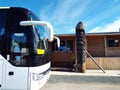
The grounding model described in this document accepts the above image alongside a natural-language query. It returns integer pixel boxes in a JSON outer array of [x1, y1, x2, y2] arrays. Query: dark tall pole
[[75, 21, 86, 73]]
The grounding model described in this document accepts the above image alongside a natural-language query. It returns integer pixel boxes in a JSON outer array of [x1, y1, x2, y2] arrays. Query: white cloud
[[39, 0, 91, 34], [89, 18, 120, 33], [39, 0, 90, 24], [39, 0, 120, 34]]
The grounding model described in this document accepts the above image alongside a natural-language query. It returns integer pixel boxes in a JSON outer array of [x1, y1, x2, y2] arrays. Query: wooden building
[[49, 32, 120, 70]]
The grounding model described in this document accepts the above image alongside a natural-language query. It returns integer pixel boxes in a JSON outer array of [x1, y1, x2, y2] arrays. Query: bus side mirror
[[20, 21, 54, 42], [54, 36, 60, 48]]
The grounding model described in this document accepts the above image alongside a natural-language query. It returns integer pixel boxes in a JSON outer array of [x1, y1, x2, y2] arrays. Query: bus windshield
[[29, 12, 48, 50], [34, 25, 47, 40], [33, 25, 48, 51]]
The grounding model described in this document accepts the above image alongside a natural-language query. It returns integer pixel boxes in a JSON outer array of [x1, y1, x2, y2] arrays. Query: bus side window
[[0, 28, 6, 56], [0, 11, 7, 57], [0, 28, 5, 36]]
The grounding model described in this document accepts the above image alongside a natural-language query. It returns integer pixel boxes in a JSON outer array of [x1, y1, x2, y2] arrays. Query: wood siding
[[86, 36, 105, 57], [107, 47, 120, 56], [51, 52, 74, 67], [86, 57, 120, 70]]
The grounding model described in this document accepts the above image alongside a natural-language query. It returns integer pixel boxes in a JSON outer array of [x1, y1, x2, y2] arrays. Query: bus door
[[0, 9, 8, 90], [0, 55, 3, 90], [4, 32, 29, 90]]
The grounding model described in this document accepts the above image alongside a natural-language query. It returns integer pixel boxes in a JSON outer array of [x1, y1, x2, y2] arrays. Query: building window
[[52, 40, 73, 52], [107, 39, 119, 47], [59, 40, 67, 52], [66, 40, 73, 51]]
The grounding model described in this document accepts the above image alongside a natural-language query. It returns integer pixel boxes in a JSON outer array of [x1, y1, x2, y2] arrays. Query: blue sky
[[0, 0, 120, 34]]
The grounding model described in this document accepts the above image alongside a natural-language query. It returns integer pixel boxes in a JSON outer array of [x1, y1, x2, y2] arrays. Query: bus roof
[[0, 7, 10, 9]]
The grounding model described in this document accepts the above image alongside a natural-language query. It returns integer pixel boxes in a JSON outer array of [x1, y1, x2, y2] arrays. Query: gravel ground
[[41, 70, 120, 90]]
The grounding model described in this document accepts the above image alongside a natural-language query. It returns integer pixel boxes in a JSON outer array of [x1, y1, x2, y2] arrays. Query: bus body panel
[[0, 55, 28, 90], [0, 54, 51, 90], [29, 62, 50, 90], [0, 56, 4, 90]]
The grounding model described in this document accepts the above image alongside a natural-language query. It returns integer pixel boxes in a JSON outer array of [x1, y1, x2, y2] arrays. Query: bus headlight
[[32, 69, 50, 81], [32, 73, 44, 81]]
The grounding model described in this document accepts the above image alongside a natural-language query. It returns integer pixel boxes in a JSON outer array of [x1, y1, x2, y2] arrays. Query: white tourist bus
[[0, 7, 59, 90]]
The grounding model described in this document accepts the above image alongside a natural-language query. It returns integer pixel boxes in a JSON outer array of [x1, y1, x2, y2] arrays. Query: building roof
[[86, 32, 120, 36], [55, 32, 120, 37]]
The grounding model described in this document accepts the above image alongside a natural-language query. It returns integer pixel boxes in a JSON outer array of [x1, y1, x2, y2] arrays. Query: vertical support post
[[75, 21, 86, 73], [104, 36, 107, 57]]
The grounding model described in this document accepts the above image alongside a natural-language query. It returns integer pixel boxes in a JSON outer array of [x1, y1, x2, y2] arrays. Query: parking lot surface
[[41, 70, 120, 90]]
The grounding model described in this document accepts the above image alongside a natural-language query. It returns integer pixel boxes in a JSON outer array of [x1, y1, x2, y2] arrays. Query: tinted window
[[0, 11, 7, 33], [0, 10, 8, 57], [10, 33, 28, 66]]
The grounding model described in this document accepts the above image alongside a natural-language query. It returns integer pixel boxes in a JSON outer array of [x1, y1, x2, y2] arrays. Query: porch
[[51, 52, 120, 70], [50, 33, 120, 70]]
